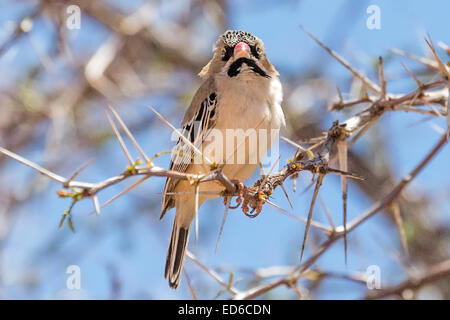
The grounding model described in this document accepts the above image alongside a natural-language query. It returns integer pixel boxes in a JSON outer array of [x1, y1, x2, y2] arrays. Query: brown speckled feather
[[160, 76, 218, 218]]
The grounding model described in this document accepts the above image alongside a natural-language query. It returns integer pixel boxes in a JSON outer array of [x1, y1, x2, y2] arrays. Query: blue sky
[[0, 0, 449, 299]]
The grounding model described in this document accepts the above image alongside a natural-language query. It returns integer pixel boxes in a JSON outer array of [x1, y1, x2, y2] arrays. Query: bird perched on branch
[[161, 30, 285, 289]]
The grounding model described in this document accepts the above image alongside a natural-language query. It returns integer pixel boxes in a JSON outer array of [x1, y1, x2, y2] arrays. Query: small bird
[[161, 30, 285, 289]]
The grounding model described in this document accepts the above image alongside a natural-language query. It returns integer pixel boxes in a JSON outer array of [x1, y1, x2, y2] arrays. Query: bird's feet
[[227, 180, 245, 209]]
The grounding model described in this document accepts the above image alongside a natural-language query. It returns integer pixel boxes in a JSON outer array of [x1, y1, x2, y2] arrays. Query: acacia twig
[[366, 259, 450, 300], [234, 133, 447, 300]]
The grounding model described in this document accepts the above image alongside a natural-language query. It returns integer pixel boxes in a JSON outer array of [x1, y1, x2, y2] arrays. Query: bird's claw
[[242, 190, 265, 218], [227, 181, 245, 209]]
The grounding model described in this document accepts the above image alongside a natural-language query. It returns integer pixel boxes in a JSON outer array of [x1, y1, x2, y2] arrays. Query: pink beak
[[233, 42, 251, 59]]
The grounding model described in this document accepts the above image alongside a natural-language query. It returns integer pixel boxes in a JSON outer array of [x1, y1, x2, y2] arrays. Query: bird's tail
[[165, 219, 191, 289]]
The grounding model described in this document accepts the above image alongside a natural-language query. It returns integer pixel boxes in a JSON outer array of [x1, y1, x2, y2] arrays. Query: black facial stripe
[[221, 46, 233, 61], [227, 57, 270, 78]]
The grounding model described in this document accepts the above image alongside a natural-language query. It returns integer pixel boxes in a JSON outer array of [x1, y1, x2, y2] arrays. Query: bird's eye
[[251, 45, 262, 59], [221, 46, 233, 61]]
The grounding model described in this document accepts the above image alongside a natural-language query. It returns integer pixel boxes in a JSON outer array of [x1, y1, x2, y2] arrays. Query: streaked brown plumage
[[161, 30, 285, 289]]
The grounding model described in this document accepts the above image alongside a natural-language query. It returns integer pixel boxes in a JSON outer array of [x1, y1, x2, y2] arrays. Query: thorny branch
[[233, 132, 448, 300], [0, 27, 448, 299]]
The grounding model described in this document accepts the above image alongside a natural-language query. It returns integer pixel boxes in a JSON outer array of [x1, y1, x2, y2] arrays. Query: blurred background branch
[[0, 0, 449, 300]]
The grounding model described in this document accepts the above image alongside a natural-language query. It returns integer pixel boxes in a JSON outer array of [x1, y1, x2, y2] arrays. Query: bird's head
[[199, 30, 278, 79]]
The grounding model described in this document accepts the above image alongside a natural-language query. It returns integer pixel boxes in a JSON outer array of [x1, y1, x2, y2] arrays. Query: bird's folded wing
[[160, 77, 218, 218]]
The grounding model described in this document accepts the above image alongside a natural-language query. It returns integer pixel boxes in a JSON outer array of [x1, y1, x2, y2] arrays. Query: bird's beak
[[233, 42, 251, 59]]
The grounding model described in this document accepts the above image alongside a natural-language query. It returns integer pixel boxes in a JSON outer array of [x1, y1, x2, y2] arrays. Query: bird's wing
[[160, 76, 218, 218]]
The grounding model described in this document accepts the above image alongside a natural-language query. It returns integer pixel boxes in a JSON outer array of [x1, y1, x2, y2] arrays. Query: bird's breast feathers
[[214, 73, 285, 131], [190, 73, 285, 182]]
